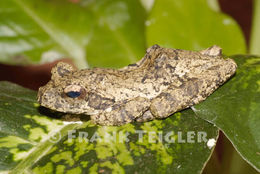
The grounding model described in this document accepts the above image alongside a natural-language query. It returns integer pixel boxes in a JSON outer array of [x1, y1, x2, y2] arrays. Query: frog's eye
[[64, 85, 86, 99], [66, 91, 81, 98]]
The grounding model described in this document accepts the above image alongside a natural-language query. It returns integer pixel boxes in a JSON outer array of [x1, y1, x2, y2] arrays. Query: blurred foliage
[[146, 0, 246, 54], [0, 0, 246, 68], [0, 0, 146, 68]]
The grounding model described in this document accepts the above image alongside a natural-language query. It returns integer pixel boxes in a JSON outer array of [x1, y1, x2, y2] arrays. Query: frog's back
[[77, 45, 214, 101], [78, 48, 180, 101]]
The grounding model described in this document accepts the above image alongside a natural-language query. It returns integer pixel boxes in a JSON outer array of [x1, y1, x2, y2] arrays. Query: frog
[[37, 44, 237, 126]]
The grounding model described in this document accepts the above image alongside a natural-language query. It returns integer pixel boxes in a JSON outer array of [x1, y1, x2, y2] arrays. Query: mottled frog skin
[[37, 45, 237, 125]]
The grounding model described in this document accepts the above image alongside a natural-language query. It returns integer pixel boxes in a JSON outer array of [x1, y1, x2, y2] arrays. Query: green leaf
[[193, 55, 260, 172], [0, 0, 146, 68], [146, 0, 246, 55], [0, 81, 218, 173]]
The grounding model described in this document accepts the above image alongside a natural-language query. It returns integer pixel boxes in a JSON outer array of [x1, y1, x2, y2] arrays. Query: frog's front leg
[[90, 97, 150, 126], [150, 78, 207, 118]]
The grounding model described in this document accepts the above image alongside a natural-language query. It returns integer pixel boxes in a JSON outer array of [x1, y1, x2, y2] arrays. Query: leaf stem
[[249, 0, 260, 54]]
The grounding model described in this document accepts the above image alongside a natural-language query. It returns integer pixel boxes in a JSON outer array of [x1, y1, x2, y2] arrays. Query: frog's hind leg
[[150, 78, 208, 118], [90, 97, 150, 126]]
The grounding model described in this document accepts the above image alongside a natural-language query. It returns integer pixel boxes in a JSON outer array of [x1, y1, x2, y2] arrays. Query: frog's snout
[[37, 85, 48, 105], [37, 87, 42, 103], [37, 81, 54, 105]]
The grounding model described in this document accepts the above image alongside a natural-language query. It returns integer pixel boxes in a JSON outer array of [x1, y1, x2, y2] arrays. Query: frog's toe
[[200, 45, 222, 57], [136, 110, 155, 122]]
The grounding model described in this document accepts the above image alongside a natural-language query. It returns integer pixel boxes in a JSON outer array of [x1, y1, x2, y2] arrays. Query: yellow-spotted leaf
[[0, 81, 218, 174]]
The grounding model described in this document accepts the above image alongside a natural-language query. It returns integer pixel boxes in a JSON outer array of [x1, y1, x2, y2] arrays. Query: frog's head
[[37, 62, 98, 115]]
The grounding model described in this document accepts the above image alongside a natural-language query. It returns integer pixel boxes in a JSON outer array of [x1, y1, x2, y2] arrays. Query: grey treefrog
[[37, 45, 237, 126]]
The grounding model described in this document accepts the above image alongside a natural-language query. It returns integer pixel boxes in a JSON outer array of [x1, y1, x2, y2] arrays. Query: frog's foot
[[120, 44, 162, 71], [90, 97, 150, 126]]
